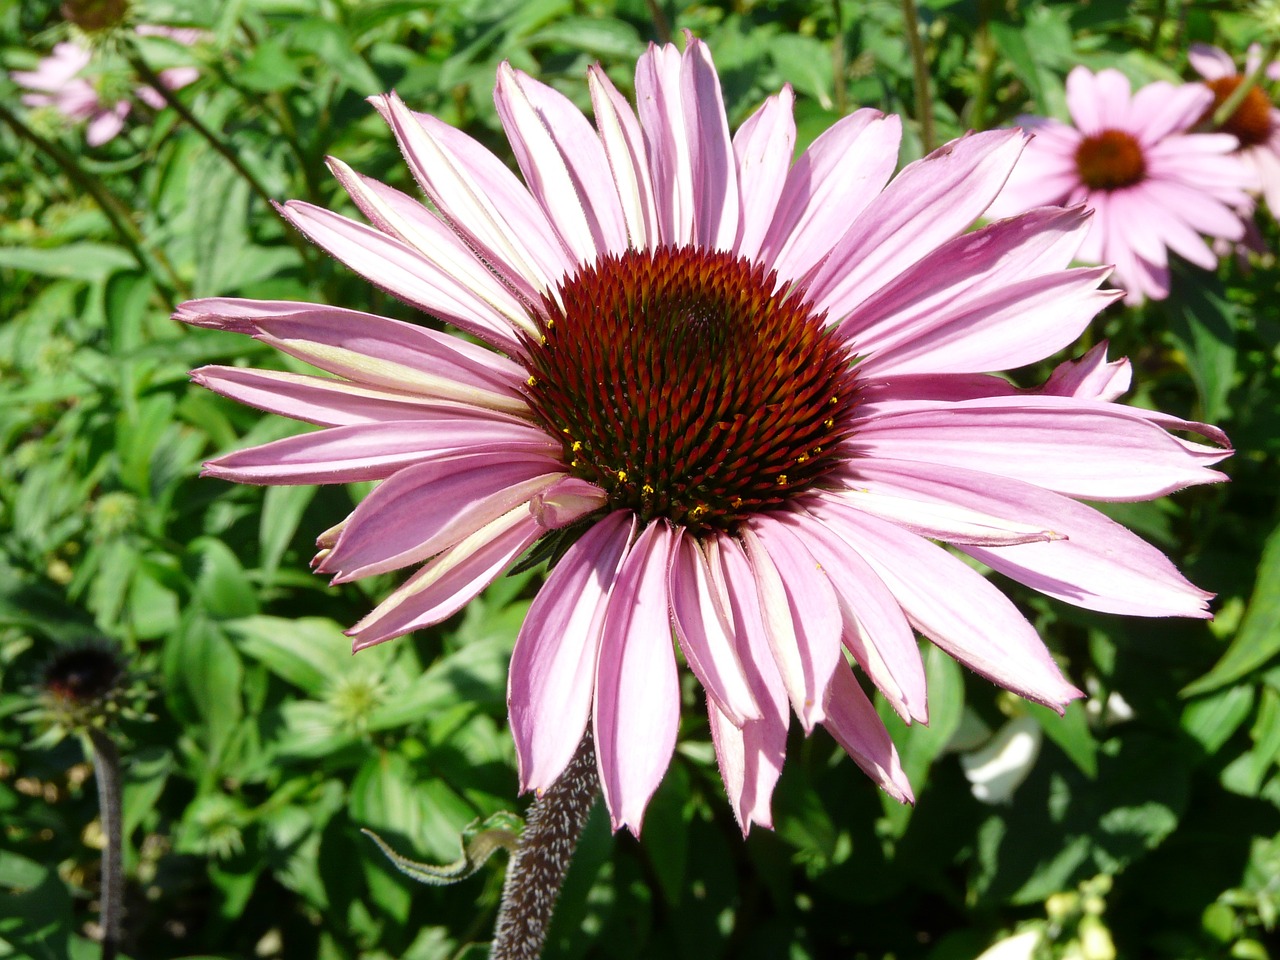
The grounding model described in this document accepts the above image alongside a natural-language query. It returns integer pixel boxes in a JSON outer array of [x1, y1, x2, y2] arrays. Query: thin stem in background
[[86, 728, 124, 960], [900, 0, 936, 153], [832, 0, 848, 116], [0, 102, 190, 305], [1147, 0, 1169, 50], [491, 730, 598, 960], [646, 0, 672, 46], [968, 0, 996, 131], [126, 52, 319, 280], [1212, 40, 1280, 128]]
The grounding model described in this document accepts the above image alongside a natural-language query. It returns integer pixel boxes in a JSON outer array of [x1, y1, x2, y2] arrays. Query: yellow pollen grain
[[778, 474, 788, 486], [641, 484, 655, 495], [616, 470, 628, 483], [540, 335, 548, 345], [571, 441, 582, 452], [731, 497, 743, 508], [797, 454, 809, 464], [823, 418, 834, 428], [526, 375, 537, 387], [689, 505, 707, 519]]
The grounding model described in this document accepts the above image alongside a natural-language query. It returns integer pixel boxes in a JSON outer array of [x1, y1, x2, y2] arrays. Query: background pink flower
[[987, 65, 1257, 302], [181, 40, 1229, 835], [10, 27, 200, 145], [1189, 42, 1280, 218]]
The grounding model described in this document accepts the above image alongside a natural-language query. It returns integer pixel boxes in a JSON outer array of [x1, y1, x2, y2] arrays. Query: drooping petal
[[348, 504, 543, 648], [1040, 342, 1132, 401], [822, 663, 914, 804], [781, 509, 927, 724], [594, 521, 680, 834], [706, 533, 789, 832], [849, 394, 1229, 500], [811, 500, 1083, 710], [510, 511, 635, 792], [740, 517, 842, 732], [668, 531, 762, 725], [850, 460, 1214, 617]]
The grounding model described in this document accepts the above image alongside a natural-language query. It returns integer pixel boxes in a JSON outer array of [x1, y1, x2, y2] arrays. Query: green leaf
[[1165, 263, 1238, 424], [1182, 683, 1256, 755], [878, 644, 965, 836], [990, 22, 1048, 113], [259, 484, 318, 586], [190, 536, 260, 620], [228, 615, 352, 697], [1030, 699, 1097, 778], [0, 244, 136, 281], [1184, 521, 1280, 696], [366, 637, 512, 730]]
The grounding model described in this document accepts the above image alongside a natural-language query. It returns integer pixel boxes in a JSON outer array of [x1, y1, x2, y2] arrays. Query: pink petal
[[761, 109, 901, 282], [594, 520, 680, 834], [635, 41, 694, 244], [589, 64, 659, 250], [278, 201, 531, 350], [203, 418, 559, 485], [822, 663, 914, 803], [190, 365, 519, 426], [707, 696, 787, 834], [808, 129, 1030, 322], [668, 531, 762, 725], [320, 455, 564, 580], [510, 512, 635, 792], [1040, 342, 1131, 401], [372, 93, 574, 298], [325, 157, 533, 345], [493, 63, 628, 262], [740, 517, 843, 732], [1188, 44, 1235, 80], [732, 85, 796, 262], [680, 36, 739, 251], [850, 395, 1229, 500], [529, 477, 609, 529], [811, 500, 1082, 711], [348, 504, 543, 648], [849, 459, 1216, 618], [780, 509, 926, 724], [175, 297, 527, 413]]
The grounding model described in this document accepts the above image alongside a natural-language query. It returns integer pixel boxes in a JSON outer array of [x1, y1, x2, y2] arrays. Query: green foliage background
[[1, 0, 1278, 957]]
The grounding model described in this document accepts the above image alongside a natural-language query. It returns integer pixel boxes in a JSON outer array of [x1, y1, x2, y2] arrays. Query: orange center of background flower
[[1074, 129, 1147, 190], [1203, 75, 1274, 147], [522, 248, 859, 533]]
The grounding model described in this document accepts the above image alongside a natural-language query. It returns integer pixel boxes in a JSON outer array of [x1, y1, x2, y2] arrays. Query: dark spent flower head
[[61, 0, 131, 33], [42, 642, 125, 706], [521, 247, 857, 533]]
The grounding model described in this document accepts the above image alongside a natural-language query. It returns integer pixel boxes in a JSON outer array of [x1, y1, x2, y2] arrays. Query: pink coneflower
[[11, 28, 199, 146], [179, 39, 1229, 835], [987, 65, 1256, 303], [1189, 42, 1280, 218]]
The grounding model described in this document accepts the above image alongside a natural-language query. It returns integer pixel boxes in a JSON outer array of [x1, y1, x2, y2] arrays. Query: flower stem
[[491, 730, 598, 960], [832, 0, 849, 116], [0, 101, 189, 305], [86, 728, 123, 960], [900, 0, 936, 153], [1212, 41, 1280, 128]]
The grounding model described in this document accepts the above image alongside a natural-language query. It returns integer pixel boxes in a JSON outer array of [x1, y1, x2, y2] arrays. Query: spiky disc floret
[[521, 247, 859, 533]]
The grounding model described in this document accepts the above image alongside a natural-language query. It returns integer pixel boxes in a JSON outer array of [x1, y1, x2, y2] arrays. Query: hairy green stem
[[87, 728, 123, 960], [969, 0, 995, 131], [491, 730, 598, 960], [646, 0, 672, 46], [1212, 40, 1280, 128], [0, 102, 189, 304], [900, 0, 936, 153]]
